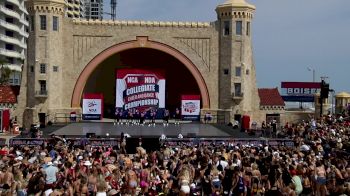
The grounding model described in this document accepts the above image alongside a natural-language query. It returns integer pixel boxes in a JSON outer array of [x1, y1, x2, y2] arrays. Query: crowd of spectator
[[0, 113, 349, 196]]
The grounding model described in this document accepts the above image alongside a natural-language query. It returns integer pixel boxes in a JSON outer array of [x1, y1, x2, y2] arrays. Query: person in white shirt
[[216, 156, 228, 170]]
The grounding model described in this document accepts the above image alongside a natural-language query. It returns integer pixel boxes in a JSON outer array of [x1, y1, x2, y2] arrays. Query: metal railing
[[200, 114, 227, 124], [54, 112, 82, 123]]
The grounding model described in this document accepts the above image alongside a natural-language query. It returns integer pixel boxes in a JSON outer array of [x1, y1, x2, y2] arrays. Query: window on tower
[[224, 69, 229, 75], [223, 21, 230, 36], [247, 22, 250, 36], [236, 21, 242, 35], [39, 80, 47, 94], [234, 83, 242, 96], [53, 16, 59, 31], [235, 67, 242, 77], [40, 15, 46, 30], [40, 63, 46, 74], [53, 66, 59, 72]]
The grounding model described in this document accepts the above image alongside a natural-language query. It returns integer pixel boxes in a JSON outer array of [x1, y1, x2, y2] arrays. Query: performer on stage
[[148, 109, 156, 127], [174, 108, 181, 125], [163, 109, 170, 126], [114, 108, 121, 125], [127, 110, 133, 125], [122, 109, 128, 125], [134, 109, 140, 125], [140, 111, 145, 126]]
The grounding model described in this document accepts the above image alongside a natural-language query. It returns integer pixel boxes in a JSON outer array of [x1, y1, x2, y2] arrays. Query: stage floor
[[52, 122, 231, 138]]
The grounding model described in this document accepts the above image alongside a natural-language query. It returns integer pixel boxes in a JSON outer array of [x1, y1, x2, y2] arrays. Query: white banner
[[83, 99, 102, 115]]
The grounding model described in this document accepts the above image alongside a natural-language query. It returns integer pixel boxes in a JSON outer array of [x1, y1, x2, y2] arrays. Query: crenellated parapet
[[72, 19, 212, 28], [25, 0, 65, 15], [216, 0, 255, 19], [217, 11, 254, 19]]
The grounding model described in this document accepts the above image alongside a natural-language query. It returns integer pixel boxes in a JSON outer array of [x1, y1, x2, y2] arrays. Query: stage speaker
[[86, 132, 96, 138], [187, 133, 197, 138]]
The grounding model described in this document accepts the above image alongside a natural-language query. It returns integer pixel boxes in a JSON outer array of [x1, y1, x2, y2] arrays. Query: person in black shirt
[[174, 108, 181, 125], [163, 109, 170, 126], [222, 166, 234, 195], [114, 109, 121, 125], [134, 109, 140, 125], [140, 111, 145, 126]]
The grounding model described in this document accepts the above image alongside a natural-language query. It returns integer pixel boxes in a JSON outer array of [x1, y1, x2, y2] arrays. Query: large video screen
[[115, 69, 165, 112]]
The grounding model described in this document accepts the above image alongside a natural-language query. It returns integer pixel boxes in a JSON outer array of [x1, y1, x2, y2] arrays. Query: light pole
[[307, 67, 316, 82], [329, 89, 335, 115]]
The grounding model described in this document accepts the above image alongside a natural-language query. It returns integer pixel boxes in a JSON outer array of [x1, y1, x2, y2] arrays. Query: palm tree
[[0, 58, 13, 85]]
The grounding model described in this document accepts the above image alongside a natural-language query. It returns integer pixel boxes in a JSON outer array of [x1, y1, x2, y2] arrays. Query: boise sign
[[281, 82, 321, 102]]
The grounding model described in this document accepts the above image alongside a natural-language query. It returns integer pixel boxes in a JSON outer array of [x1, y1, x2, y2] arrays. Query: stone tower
[[216, 0, 260, 121], [22, 0, 66, 127]]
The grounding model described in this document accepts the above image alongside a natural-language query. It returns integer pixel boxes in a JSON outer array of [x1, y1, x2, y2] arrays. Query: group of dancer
[[114, 108, 181, 127]]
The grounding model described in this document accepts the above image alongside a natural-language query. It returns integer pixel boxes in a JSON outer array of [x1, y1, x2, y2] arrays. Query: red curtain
[[1, 109, 10, 131], [242, 115, 250, 130]]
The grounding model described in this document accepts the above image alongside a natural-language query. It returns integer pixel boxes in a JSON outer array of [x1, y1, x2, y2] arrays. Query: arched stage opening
[[71, 38, 210, 118]]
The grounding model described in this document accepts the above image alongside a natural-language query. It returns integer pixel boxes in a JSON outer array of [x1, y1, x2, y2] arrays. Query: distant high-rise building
[[85, 0, 103, 20], [65, 0, 85, 18], [0, 0, 29, 86]]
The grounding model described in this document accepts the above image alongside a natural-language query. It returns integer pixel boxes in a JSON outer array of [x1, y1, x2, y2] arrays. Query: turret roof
[[217, 0, 255, 10], [336, 92, 350, 98]]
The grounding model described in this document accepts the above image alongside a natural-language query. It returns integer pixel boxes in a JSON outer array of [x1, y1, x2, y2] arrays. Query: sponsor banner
[[70, 139, 119, 147], [282, 96, 315, 102], [9, 138, 119, 147], [82, 94, 103, 120], [9, 138, 294, 148], [181, 95, 201, 121], [10, 138, 46, 146], [116, 69, 165, 112], [281, 82, 321, 102], [164, 139, 295, 148]]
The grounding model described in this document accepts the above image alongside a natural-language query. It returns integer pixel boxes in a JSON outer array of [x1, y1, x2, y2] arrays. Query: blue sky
[[104, 0, 350, 93]]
